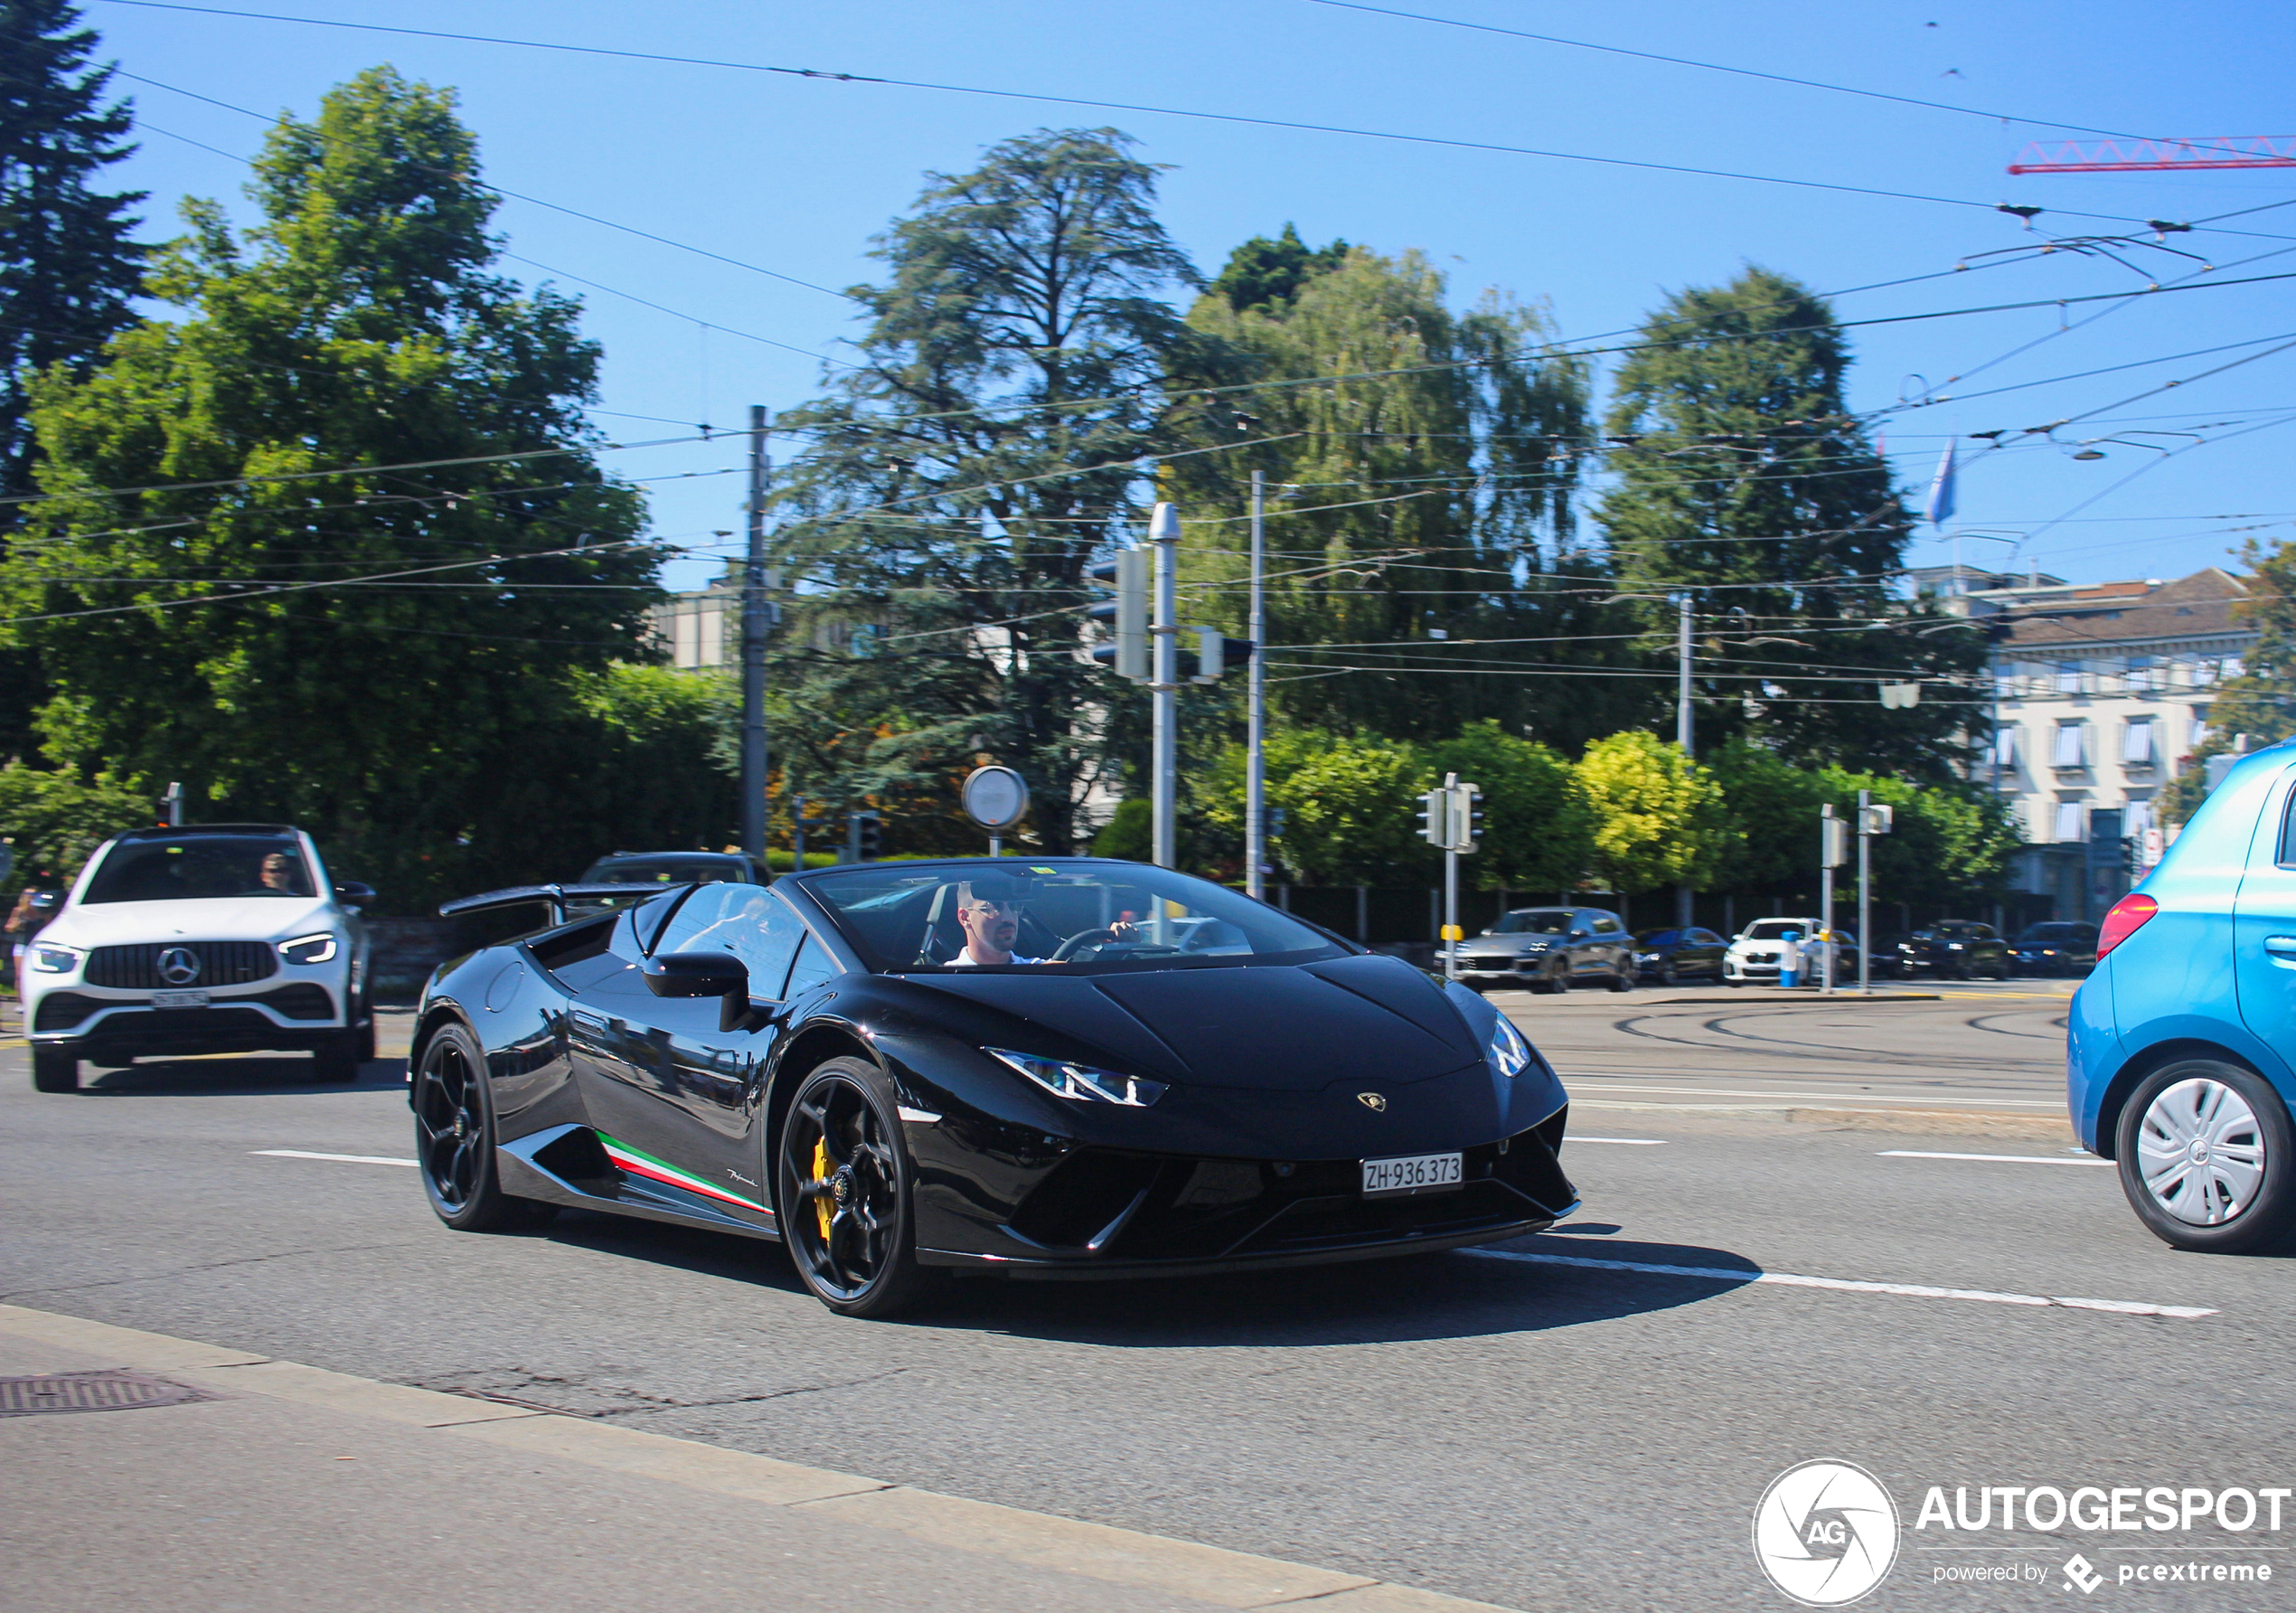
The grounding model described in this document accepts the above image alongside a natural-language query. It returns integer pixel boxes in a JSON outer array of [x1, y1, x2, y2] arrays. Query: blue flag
[[1924, 440, 1958, 526]]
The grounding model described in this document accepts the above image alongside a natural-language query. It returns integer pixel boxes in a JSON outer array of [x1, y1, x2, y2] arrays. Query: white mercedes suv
[[21, 823, 373, 1092]]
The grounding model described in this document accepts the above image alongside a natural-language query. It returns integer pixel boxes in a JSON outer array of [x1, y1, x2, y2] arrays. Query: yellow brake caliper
[[812, 1137, 833, 1240]]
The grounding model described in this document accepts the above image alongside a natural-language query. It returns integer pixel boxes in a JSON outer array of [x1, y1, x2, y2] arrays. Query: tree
[[0, 759, 147, 901], [1173, 245, 1641, 751], [1202, 726, 1430, 885], [1424, 720, 1593, 891], [1600, 268, 1982, 779], [0, 0, 147, 759], [776, 128, 1212, 854], [0, 69, 654, 906], [1575, 731, 1735, 895]]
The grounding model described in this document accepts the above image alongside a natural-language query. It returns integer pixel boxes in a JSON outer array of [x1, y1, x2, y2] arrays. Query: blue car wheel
[[2114, 1059, 2296, 1255]]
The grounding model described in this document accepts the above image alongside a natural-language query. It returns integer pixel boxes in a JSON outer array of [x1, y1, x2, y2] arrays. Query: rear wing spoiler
[[438, 882, 680, 925]]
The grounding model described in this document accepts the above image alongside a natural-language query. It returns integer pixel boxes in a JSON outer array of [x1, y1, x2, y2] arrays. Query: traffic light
[[1451, 781, 1483, 854], [850, 810, 883, 861], [1859, 803, 1894, 837], [1085, 550, 1148, 681], [1821, 814, 1849, 868], [1417, 788, 1451, 848], [1186, 628, 1256, 684]]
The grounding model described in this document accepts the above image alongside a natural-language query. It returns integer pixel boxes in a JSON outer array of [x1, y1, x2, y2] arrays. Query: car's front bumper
[[1455, 953, 1551, 983], [27, 985, 349, 1062]]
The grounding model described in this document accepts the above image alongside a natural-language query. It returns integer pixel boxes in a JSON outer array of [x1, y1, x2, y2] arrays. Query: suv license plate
[[152, 989, 210, 1009], [1361, 1151, 1463, 1198]]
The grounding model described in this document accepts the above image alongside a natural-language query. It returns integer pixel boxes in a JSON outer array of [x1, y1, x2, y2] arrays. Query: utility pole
[[1149, 501, 1181, 868], [1246, 471, 1268, 901], [1819, 804, 1848, 994], [1857, 788, 1872, 995], [740, 405, 770, 863], [1676, 594, 1694, 928]]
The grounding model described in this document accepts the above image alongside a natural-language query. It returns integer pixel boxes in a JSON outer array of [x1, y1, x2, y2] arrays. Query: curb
[[1570, 1099, 2075, 1139], [0, 1304, 1520, 1613]]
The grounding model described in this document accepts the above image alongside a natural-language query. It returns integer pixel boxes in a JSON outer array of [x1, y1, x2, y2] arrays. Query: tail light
[[2095, 892, 2159, 959]]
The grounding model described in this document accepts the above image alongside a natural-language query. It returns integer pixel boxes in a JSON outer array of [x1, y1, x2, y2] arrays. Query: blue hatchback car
[[2070, 740, 2296, 1254]]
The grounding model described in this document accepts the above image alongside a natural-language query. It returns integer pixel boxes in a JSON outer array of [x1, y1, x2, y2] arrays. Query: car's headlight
[[1637, 951, 1661, 962], [985, 1047, 1167, 1107], [1486, 1014, 1532, 1079], [30, 944, 81, 975], [1947, 943, 1964, 950], [278, 932, 340, 965]]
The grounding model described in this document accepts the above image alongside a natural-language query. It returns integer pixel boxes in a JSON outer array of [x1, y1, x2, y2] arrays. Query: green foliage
[[1424, 720, 1593, 891], [0, 68, 657, 908], [1599, 268, 1982, 780], [1206, 223, 1350, 313], [1201, 726, 1431, 885], [1707, 739, 2019, 905], [0, 759, 150, 898], [1091, 797, 1153, 861], [1172, 247, 1639, 752], [776, 128, 1213, 854], [1574, 731, 1735, 894]]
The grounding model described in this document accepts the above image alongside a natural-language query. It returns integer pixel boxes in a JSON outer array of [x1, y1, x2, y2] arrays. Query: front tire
[[776, 1057, 938, 1318], [31, 1046, 79, 1093], [313, 1029, 363, 1084], [414, 1020, 548, 1231], [2115, 1060, 2296, 1255]]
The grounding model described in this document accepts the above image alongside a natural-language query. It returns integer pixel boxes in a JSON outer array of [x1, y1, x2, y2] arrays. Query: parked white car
[[1722, 918, 1855, 986], [21, 824, 373, 1092]]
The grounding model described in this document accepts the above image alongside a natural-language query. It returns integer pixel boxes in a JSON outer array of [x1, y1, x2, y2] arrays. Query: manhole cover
[[0, 1371, 211, 1417]]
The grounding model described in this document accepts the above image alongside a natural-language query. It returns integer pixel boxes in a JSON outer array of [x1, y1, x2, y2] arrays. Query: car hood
[[906, 952, 1482, 1091], [1461, 934, 1558, 954], [40, 895, 338, 948]]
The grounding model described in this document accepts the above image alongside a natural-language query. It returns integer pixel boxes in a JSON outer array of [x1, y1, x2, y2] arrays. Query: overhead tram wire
[[1305, 0, 2164, 141], [89, 0, 2234, 236]]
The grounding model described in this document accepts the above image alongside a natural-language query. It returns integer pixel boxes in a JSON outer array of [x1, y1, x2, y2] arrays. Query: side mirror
[[334, 882, 375, 907], [28, 890, 61, 914], [645, 950, 750, 1031], [1569, 928, 1589, 939]]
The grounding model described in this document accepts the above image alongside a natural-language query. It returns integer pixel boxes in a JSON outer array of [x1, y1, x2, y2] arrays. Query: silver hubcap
[[2138, 1078, 2267, 1226]]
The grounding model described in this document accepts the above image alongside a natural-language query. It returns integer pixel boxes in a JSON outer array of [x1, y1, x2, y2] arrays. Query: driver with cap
[[951, 877, 1135, 966]]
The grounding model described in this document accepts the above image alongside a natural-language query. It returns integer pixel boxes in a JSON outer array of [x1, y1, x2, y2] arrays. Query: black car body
[[1454, 907, 1637, 993], [1896, 920, 2009, 979], [2009, 920, 2100, 976], [1630, 926, 1727, 986], [410, 858, 1577, 1316]]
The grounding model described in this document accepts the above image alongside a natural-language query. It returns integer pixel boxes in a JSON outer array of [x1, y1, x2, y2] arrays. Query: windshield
[[1489, 910, 1571, 935], [798, 860, 1351, 973], [584, 854, 755, 885], [2018, 923, 2094, 943], [1634, 929, 1680, 947], [83, 835, 315, 903], [1743, 920, 1808, 940]]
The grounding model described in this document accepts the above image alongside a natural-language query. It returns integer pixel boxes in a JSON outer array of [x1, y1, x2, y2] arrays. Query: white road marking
[[1879, 1150, 2112, 1167], [1566, 1080, 2059, 1108], [1464, 1248, 2216, 1320], [252, 1149, 419, 1168], [1569, 1137, 1668, 1146]]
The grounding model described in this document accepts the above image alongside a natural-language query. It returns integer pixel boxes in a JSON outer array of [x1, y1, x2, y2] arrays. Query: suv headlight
[[986, 1047, 1168, 1107], [279, 932, 340, 966], [30, 944, 81, 975], [1486, 1014, 1532, 1079]]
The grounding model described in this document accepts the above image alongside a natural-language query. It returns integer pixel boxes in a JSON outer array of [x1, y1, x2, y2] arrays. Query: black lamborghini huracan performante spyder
[[411, 858, 1577, 1316]]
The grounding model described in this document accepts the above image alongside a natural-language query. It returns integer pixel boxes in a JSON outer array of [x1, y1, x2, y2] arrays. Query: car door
[[2230, 768, 2296, 1061], [1588, 912, 1629, 976], [1687, 929, 1727, 976]]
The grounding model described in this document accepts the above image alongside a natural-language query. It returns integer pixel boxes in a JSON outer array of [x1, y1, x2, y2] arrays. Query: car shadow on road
[[534, 1211, 1759, 1346], [71, 1055, 409, 1097]]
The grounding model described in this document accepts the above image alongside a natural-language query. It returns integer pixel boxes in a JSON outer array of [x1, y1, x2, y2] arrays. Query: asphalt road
[[3, 981, 2291, 1611]]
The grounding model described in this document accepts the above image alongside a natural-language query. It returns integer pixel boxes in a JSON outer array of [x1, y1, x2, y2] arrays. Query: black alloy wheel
[[1608, 964, 1634, 992], [1653, 959, 1678, 987], [1534, 960, 1567, 995], [776, 1057, 937, 1318], [30, 1045, 79, 1093], [313, 1027, 363, 1084], [413, 1020, 550, 1231]]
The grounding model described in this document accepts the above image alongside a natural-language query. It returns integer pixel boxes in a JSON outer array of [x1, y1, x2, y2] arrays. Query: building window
[[2122, 720, 2155, 766], [2054, 801, 2086, 842], [2126, 656, 2158, 691], [2124, 798, 2154, 841], [2053, 722, 2088, 769], [1994, 727, 2018, 768], [2191, 708, 2211, 751], [2056, 663, 2084, 694]]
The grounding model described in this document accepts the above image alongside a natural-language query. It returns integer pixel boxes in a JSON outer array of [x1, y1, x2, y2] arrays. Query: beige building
[[1941, 567, 2256, 920], [647, 580, 738, 671]]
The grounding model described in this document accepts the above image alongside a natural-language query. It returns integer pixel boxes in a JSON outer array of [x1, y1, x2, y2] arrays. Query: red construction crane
[[2009, 137, 2296, 174]]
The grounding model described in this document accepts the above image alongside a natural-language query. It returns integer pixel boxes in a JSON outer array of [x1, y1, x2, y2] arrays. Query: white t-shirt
[[951, 950, 1043, 967]]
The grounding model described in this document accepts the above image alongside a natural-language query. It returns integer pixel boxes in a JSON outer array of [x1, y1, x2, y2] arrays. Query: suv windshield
[[799, 861, 1350, 973], [1488, 910, 1571, 935], [84, 835, 314, 903], [1743, 920, 1808, 940], [584, 854, 757, 885]]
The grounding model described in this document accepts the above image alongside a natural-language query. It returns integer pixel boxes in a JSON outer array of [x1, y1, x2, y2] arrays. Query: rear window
[[585, 854, 756, 885], [83, 835, 314, 903], [1491, 910, 1571, 935]]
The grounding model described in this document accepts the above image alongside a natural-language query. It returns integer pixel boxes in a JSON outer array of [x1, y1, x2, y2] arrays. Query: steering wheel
[[1049, 927, 1119, 962]]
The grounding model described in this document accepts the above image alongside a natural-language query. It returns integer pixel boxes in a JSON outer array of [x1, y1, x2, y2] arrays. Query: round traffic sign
[[962, 766, 1030, 831]]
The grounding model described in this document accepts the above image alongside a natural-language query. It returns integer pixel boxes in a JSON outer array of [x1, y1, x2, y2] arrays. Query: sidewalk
[[0, 1306, 1511, 1613]]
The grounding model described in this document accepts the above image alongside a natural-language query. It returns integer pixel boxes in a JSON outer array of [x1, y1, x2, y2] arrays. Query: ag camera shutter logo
[[1753, 1460, 1900, 1606]]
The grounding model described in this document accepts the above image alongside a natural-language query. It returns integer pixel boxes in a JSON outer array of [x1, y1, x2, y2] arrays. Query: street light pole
[[1246, 471, 1268, 901], [740, 405, 771, 863], [1149, 502, 1181, 868], [1820, 804, 1838, 995], [1676, 593, 1694, 927], [1857, 788, 1872, 995]]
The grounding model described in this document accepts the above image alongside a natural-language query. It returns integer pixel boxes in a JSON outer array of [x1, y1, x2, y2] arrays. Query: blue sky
[[73, 0, 2296, 591]]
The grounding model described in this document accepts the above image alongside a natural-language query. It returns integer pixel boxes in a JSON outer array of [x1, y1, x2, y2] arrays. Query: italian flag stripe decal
[[598, 1132, 771, 1216]]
